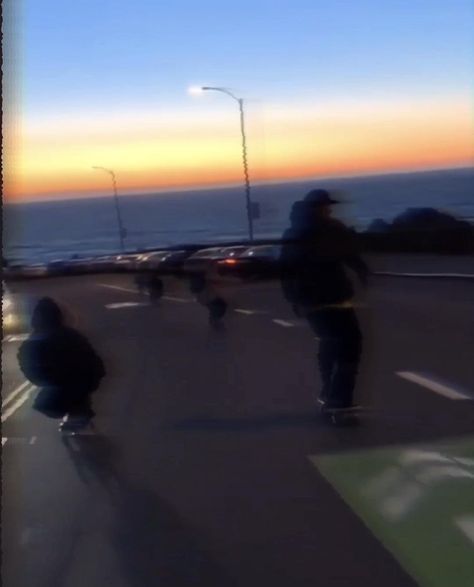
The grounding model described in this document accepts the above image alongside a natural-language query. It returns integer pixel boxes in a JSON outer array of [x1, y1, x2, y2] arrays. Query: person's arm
[[345, 255, 370, 286], [17, 340, 50, 386], [279, 237, 300, 303], [341, 228, 370, 286], [74, 331, 106, 380]]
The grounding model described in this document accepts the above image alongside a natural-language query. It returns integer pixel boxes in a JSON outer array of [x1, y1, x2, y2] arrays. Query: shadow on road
[[171, 411, 321, 431], [62, 434, 235, 587]]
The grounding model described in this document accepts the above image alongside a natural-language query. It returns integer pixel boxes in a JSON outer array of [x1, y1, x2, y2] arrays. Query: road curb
[[373, 271, 474, 280]]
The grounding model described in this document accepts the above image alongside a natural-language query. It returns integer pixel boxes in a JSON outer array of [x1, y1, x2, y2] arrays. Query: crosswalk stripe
[[396, 371, 471, 400], [272, 319, 295, 327], [2, 380, 30, 409]]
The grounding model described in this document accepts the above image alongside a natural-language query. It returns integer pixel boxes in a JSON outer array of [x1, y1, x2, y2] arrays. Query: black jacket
[[18, 326, 105, 392], [280, 217, 368, 307]]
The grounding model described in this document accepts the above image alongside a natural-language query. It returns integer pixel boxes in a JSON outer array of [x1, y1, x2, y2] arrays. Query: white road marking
[[1, 385, 35, 422], [162, 296, 191, 303], [456, 515, 474, 544], [234, 309, 259, 315], [29, 436, 37, 445], [2, 380, 31, 409], [105, 302, 147, 309], [396, 371, 471, 401], [272, 319, 296, 327], [3, 334, 29, 343], [98, 283, 137, 294], [375, 271, 474, 279], [1, 436, 37, 446]]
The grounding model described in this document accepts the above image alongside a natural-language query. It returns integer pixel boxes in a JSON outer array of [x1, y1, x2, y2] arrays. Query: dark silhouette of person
[[18, 297, 105, 432], [135, 270, 164, 303], [189, 274, 228, 330], [280, 189, 369, 410]]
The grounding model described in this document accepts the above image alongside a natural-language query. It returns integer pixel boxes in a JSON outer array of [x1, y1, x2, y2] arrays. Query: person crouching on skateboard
[[18, 297, 105, 432]]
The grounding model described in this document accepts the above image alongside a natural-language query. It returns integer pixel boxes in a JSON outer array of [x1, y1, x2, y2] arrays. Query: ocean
[[3, 167, 474, 263]]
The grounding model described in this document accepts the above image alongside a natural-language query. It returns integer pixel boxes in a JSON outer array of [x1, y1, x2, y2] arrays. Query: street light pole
[[200, 86, 254, 242], [92, 166, 127, 252]]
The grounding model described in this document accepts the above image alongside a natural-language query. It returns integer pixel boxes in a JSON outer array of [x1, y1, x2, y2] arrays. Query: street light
[[92, 166, 127, 252], [190, 86, 255, 241]]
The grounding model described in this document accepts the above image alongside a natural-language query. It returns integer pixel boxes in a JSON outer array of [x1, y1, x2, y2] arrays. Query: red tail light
[[218, 258, 238, 265]]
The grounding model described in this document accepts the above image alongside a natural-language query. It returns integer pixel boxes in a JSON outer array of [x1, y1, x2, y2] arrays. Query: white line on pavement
[[375, 271, 474, 279], [2, 380, 31, 409], [162, 296, 191, 303], [396, 371, 472, 400], [3, 334, 29, 343], [105, 302, 148, 309], [98, 283, 138, 294], [234, 308, 265, 315], [272, 319, 296, 328], [1, 385, 36, 423], [2, 438, 7, 446], [456, 515, 474, 544]]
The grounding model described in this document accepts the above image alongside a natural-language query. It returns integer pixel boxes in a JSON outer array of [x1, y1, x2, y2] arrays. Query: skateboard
[[58, 417, 96, 436], [318, 400, 369, 426]]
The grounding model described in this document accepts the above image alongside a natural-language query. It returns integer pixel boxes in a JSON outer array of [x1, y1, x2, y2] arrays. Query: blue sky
[[6, 0, 473, 200], [20, 0, 474, 118]]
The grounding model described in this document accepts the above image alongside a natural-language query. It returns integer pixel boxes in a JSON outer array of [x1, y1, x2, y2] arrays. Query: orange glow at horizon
[[4, 98, 473, 201]]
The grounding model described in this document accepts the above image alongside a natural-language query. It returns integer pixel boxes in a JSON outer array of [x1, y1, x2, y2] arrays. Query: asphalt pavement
[[2, 272, 474, 587]]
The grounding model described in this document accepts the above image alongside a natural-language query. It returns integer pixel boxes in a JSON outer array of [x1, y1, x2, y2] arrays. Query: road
[[2, 272, 474, 587]]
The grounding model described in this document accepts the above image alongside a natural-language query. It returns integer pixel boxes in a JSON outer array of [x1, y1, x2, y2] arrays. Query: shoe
[[59, 416, 94, 434], [325, 403, 361, 412]]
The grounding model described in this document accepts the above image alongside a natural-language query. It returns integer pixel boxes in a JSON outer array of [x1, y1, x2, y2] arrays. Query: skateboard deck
[[58, 418, 96, 436]]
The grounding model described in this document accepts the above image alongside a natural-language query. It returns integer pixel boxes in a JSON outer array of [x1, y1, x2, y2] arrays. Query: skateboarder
[[18, 297, 105, 432], [189, 273, 228, 329], [280, 189, 369, 416]]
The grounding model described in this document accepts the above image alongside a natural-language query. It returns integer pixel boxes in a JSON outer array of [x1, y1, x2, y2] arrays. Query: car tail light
[[219, 258, 238, 265]]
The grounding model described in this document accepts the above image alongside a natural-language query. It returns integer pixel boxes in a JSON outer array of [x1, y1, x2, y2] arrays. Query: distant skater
[[18, 297, 105, 432], [189, 274, 228, 329]]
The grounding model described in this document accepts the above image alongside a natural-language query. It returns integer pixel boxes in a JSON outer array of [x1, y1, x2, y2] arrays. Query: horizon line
[[6, 164, 474, 205]]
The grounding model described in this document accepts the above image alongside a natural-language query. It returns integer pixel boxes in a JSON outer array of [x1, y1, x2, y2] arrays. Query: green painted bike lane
[[310, 435, 474, 587]]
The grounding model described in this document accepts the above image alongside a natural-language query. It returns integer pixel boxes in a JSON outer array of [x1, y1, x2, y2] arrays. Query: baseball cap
[[303, 189, 340, 206]]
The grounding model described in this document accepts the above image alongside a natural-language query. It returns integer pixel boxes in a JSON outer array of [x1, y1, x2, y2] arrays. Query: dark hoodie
[[280, 201, 368, 307], [18, 298, 105, 392]]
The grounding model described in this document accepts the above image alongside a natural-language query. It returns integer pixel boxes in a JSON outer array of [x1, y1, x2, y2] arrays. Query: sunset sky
[[4, 0, 474, 201]]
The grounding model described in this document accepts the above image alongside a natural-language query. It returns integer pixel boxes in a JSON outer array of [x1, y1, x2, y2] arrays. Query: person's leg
[[330, 309, 362, 408], [148, 276, 164, 303], [208, 297, 227, 329], [33, 387, 68, 419], [307, 310, 337, 403], [61, 390, 95, 431]]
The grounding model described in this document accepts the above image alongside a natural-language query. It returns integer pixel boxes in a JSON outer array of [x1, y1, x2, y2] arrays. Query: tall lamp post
[[92, 166, 127, 252], [190, 86, 255, 241]]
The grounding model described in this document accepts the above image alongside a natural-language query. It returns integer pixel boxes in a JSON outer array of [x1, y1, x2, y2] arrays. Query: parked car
[[135, 251, 171, 270], [87, 255, 118, 273], [217, 244, 282, 280], [19, 264, 49, 278], [183, 246, 248, 276], [67, 257, 99, 274], [113, 253, 142, 272], [47, 259, 73, 276]]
